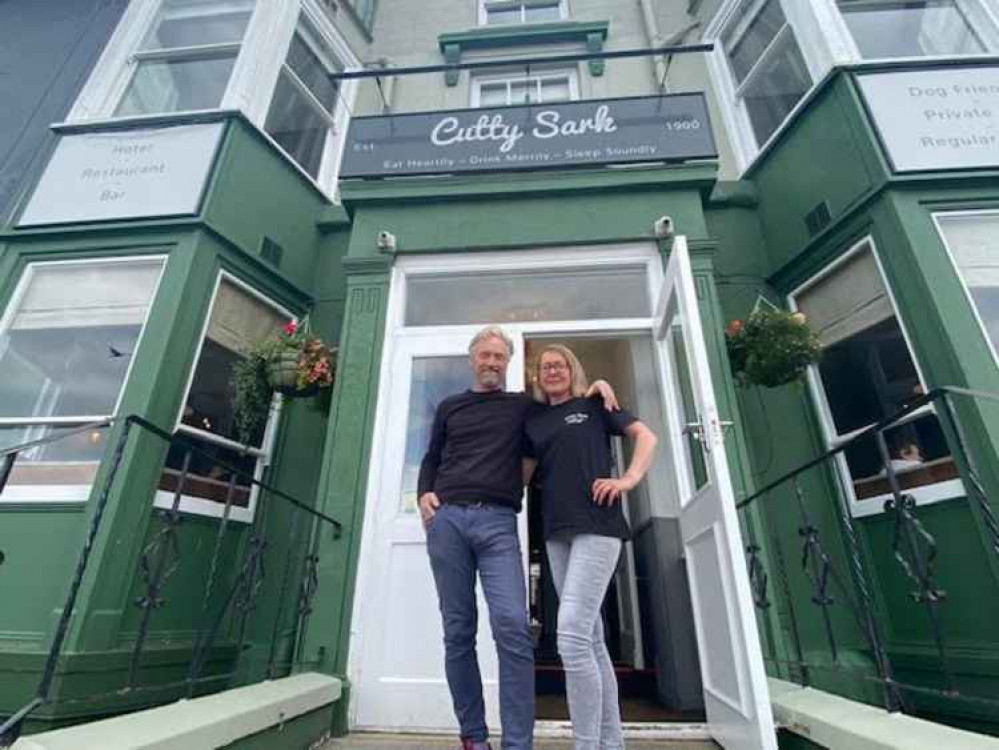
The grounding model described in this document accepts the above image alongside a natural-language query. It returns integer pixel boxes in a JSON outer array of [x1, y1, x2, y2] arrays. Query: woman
[[524, 344, 657, 750]]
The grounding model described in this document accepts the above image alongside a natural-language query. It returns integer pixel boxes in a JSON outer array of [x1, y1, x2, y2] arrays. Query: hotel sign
[[340, 94, 716, 178], [18, 123, 224, 227], [857, 66, 999, 172]]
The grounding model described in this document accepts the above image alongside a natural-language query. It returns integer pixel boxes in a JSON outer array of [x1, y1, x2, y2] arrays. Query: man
[[418, 326, 616, 750]]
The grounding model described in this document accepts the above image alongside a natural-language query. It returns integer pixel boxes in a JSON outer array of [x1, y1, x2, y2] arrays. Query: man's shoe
[[460, 740, 492, 750]]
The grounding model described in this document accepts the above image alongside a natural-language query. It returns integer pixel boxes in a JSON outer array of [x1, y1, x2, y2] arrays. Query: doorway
[[346, 241, 777, 749], [524, 335, 706, 724]]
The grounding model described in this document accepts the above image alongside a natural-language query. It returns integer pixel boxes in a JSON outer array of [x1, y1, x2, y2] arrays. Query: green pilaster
[[295, 254, 392, 684]]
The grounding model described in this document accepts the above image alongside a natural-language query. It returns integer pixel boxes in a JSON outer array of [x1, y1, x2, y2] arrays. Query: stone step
[[320, 732, 720, 749]]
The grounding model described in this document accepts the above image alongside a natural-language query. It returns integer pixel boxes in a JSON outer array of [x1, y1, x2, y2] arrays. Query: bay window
[[115, 0, 254, 117], [0, 257, 165, 502], [155, 274, 290, 522], [264, 15, 343, 181], [935, 211, 999, 365], [71, 0, 359, 194], [707, 0, 999, 169], [792, 240, 961, 516]]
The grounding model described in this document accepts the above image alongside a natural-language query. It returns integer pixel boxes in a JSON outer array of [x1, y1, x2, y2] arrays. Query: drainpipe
[[638, 0, 668, 88], [372, 56, 396, 113], [638, 0, 701, 90]]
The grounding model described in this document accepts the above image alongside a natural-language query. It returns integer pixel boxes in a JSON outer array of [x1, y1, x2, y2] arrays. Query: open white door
[[653, 237, 777, 750], [350, 330, 526, 732]]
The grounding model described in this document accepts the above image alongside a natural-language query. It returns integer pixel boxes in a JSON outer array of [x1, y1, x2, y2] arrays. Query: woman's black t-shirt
[[525, 395, 637, 541]]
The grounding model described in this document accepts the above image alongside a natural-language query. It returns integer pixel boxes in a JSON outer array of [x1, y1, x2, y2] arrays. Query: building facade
[[2, 1, 999, 749]]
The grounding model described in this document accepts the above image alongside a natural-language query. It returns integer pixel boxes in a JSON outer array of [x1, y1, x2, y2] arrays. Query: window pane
[[265, 71, 330, 178], [160, 439, 256, 507], [479, 82, 509, 106], [510, 80, 531, 104], [818, 317, 920, 435], [486, 7, 521, 24], [742, 33, 811, 145], [182, 279, 289, 448], [839, 0, 984, 58], [540, 77, 571, 102], [0, 260, 163, 419], [115, 54, 237, 116], [724, 0, 787, 83], [525, 3, 561, 22], [142, 0, 254, 50], [286, 28, 340, 114], [405, 267, 651, 326], [400, 357, 471, 513], [846, 414, 956, 500], [0, 424, 109, 498], [936, 213, 999, 356]]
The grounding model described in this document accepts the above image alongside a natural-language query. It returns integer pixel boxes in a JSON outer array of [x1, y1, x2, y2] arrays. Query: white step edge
[[535, 720, 712, 740], [12, 673, 342, 750]]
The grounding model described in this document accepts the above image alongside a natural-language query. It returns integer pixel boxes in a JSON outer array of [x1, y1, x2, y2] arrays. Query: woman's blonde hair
[[532, 344, 589, 403]]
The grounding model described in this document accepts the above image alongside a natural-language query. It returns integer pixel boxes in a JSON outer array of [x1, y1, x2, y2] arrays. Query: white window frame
[[67, 0, 360, 197], [152, 271, 293, 524], [932, 208, 999, 373], [477, 0, 568, 26], [705, 0, 999, 173], [789, 236, 964, 518], [0, 255, 167, 503], [470, 67, 580, 107]]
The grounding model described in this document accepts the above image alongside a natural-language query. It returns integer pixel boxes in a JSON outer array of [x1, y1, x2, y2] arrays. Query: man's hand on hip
[[418, 492, 441, 527]]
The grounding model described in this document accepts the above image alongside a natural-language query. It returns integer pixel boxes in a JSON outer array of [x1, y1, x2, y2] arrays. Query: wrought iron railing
[[738, 386, 999, 729], [0, 415, 340, 748]]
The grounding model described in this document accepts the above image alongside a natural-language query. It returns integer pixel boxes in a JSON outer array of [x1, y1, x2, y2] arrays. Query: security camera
[[653, 216, 674, 239], [376, 230, 397, 252]]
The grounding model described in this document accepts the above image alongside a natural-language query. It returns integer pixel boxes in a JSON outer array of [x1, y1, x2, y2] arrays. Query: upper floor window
[[838, 0, 986, 59], [116, 0, 255, 117], [472, 69, 578, 107], [264, 15, 343, 181], [479, 0, 566, 25], [707, 0, 999, 171], [71, 0, 359, 195], [719, 0, 812, 148]]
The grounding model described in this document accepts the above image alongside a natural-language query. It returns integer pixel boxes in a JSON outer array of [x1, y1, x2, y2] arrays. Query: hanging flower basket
[[230, 319, 337, 444], [725, 306, 822, 388]]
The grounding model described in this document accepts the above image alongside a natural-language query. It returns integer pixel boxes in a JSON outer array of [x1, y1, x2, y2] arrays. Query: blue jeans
[[427, 503, 535, 750]]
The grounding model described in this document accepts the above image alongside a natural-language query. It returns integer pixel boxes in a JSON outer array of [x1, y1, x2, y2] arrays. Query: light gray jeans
[[546, 533, 624, 750]]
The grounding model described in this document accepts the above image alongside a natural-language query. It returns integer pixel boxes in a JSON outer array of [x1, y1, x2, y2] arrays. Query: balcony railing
[[0, 415, 341, 748], [737, 386, 999, 729]]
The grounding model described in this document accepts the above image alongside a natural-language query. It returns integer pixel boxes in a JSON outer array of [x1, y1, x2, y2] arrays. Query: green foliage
[[725, 307, 822, 388], [230, 353, 271, 445]]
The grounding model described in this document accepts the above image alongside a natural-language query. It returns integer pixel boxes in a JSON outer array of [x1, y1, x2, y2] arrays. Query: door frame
[[347, 243, 665, 727]]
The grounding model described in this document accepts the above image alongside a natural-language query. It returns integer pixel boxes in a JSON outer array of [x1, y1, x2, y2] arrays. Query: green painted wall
[[0, 115, 349, 730], [724, 68, 999, 733]]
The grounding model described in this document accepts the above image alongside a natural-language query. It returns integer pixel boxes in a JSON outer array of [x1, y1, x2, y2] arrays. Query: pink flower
[[283, 321, 298, 336]]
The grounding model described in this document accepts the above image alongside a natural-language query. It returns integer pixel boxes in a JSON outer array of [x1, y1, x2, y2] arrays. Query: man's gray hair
[[468, 325, 514, 356]]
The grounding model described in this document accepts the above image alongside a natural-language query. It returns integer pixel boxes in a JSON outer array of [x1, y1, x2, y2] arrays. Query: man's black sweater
[[417, 389, 535, 511]]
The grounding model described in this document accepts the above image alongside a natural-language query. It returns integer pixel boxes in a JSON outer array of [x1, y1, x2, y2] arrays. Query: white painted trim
[[0, 485, 93, 503], [788, 236, 966, 518], [931, 209, 999, 374]]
